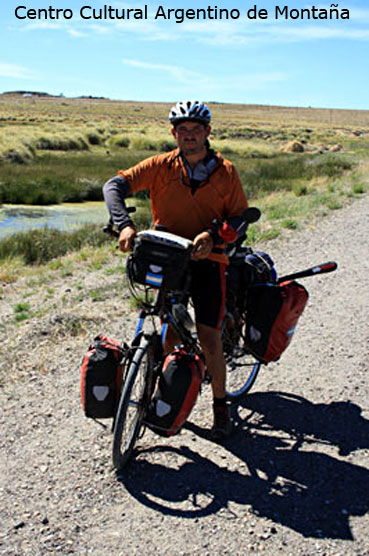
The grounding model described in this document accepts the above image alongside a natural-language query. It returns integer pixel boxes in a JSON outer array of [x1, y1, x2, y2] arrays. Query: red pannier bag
[[80, 334, 125, 419], [245, 281, 309, 363], [146, 347, 205, 437]]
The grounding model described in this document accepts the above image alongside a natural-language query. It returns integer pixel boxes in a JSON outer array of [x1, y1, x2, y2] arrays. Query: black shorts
[[189, 259, 226, 330]]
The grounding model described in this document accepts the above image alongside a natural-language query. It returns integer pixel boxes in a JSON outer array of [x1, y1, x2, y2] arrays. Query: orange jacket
[[118, 149, 248, 264]]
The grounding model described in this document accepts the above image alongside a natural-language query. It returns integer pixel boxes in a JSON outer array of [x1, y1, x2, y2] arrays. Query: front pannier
[[80, 335, 125, 419], [245, 281, 309, 363], [127, 230, 193, 291], [146, 347, 205, 437]]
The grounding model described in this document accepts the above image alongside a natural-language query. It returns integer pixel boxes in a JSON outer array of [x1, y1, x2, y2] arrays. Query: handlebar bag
[[245, 280, 308, 363], [145, 347, 205, 437], [80, 335, 125, 419], [127, 230, 193, 291]]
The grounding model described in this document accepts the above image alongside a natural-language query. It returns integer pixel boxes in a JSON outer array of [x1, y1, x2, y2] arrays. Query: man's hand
[[191, 231, 214, 261], [118, 226, 137, 252]]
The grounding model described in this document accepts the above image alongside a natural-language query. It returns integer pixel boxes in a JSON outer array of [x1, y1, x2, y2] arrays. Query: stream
[[0, 202, 110, 239]]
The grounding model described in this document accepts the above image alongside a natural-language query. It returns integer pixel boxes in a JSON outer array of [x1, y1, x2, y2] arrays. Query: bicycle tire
[[222, 313, 262, 402], [112, 336, 155, 470], [225, 353, 261, 401]]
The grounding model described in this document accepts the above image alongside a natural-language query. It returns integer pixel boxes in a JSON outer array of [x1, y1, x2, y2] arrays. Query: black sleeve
[[103, 176, 134, 231]]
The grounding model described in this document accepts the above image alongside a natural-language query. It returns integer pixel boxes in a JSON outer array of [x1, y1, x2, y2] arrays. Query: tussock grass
[[237, 153, 354, 198], [0, 225, 110, 265], [0, 151, 145, 204], [36, 134, 89, 151]]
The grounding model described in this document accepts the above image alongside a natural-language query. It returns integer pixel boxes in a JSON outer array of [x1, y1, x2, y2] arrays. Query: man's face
[[171, 122, 211, 156]]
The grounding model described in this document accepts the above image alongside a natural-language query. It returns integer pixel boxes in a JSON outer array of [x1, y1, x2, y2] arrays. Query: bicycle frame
[[132, 285, 203, 359]]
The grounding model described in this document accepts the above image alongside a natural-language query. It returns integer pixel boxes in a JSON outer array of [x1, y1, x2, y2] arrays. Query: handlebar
[[277, 261, 338, 283], [104, 206, 261, 241], [240, 207, 261, 224]]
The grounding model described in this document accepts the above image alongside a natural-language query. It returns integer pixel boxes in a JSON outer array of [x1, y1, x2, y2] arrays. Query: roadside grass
[[243, 168, 368, 244], [13, 301, 32, 322], [0, 241, 132, 335], [0, 256, 24, 283]]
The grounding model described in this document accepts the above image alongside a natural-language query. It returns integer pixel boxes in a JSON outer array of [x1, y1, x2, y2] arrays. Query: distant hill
[[1, 91, 108, 100], [1, 90, 53, 97]]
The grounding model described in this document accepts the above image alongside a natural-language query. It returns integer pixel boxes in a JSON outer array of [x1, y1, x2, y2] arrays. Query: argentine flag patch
[[145, 272, 163, 287]]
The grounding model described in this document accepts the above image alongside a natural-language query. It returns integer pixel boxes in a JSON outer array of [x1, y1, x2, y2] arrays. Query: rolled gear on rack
[[226, 247, 277, 314]]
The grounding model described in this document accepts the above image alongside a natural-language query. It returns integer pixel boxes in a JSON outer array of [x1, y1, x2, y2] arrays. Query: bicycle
[[104, 209, 337, 470]]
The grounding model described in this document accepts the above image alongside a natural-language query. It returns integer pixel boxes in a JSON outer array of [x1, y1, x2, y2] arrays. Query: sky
[[0, 0, 368, 109]]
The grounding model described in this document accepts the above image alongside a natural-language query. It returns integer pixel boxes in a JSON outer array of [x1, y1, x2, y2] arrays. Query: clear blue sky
[[1, 0, 368, 109]]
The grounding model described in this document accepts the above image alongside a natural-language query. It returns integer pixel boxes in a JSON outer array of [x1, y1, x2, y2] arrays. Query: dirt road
[[1, 195, 368, 555]]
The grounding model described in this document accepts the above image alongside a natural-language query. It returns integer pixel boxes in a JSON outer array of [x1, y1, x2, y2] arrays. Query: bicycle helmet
[[169, 100, 211, 126]]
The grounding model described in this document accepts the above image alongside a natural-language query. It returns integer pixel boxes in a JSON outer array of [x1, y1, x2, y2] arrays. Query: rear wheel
[[112, 336, 156, 470], [225, 349, 261, 401], [222, 313, 262, 401]]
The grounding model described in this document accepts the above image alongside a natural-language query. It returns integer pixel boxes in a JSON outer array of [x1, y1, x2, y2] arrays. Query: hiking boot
[[211, 404, 234, 440]]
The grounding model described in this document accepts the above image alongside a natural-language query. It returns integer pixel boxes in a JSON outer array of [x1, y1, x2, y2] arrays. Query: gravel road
[[1, 194, 368, 555]]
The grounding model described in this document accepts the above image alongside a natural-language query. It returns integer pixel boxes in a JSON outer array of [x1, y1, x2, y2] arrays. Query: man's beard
[[182, 140, 201, 155]]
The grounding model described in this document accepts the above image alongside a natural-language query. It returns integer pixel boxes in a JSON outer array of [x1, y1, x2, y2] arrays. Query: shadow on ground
[[118, 391, 369, 540]]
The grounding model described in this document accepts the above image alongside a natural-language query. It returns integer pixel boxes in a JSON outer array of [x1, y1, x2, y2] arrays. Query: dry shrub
[[281, 140, 305, 153]]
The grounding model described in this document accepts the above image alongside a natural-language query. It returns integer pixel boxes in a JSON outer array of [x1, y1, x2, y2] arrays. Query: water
[[0, 202, 110, 239]]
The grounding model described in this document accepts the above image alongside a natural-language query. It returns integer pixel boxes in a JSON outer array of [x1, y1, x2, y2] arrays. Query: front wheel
[[112, 336, 156, 470]]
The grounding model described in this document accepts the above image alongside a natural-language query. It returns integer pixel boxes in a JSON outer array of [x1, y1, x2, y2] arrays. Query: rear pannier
[[245, 281, 309, 363]]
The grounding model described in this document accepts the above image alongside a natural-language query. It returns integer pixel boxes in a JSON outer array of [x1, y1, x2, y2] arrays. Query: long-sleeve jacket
[[103, 148, 248, 264]]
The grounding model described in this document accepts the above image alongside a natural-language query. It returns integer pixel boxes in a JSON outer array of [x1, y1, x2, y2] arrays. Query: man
[[103, 100, 248, 439]]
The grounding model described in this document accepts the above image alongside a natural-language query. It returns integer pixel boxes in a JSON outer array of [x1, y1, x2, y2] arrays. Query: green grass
[[13, 301, 31, 322], [0, 94, 368, 273], [235, 153, 354, 199], [0, 224, 111, 264], [0, 151, 145, 204]]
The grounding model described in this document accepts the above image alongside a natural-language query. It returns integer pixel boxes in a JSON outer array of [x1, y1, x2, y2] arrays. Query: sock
[[213, 396, 227, 408]]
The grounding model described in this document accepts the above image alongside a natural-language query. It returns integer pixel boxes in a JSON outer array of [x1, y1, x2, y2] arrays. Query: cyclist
[[103, 100, 248, 439]]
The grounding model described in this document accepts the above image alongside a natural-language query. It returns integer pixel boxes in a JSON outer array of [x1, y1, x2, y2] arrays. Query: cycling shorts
[[189, 259, 226, 330]]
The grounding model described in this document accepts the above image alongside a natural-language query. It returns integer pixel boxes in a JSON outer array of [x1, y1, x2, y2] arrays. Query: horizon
[[2, 90, 369, 114]]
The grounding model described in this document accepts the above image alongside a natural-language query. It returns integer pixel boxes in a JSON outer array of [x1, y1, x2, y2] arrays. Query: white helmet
[[169, 100, 211, 126]]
